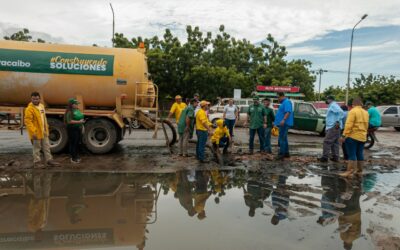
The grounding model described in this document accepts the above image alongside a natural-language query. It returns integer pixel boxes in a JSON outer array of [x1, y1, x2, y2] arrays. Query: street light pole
[[109, 3, 115, 47], [345, 14, 368, 105]]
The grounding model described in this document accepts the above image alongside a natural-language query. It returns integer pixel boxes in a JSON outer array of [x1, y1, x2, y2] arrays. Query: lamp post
[[345, 14, 368, 105], [109, 3, 115, 47]]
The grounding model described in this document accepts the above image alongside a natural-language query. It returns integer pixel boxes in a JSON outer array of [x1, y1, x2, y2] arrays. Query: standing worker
[[196, 101, 212, 163], [263, 98, 275, 154], [247, 96, 267, 154], [24, 92, 59, 168], [339, 97, 369, 178], [319, 96, 344, 163], [168, 95, 187, 123], [341, 105, 349, 161], [64, 98, 85, 164], [273, 92, 294, 160], [365, 101, 381, 129], [223, 99, 239, 138], [178, 98, 198, 157]]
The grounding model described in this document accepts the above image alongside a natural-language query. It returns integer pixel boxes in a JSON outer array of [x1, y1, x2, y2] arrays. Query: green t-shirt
[[178, 105, 195, 134], [66, 109, 84, 127], [263, 107, 275, 128], [247, 104, 265, 129]]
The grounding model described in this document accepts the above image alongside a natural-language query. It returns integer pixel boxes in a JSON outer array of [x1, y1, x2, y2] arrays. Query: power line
[[312, 69, 400, 78]]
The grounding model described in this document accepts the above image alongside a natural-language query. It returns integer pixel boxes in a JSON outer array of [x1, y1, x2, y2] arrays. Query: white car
[[208, 106, 249, 127]]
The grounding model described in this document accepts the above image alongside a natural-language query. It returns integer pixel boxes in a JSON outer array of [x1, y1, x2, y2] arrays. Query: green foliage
[[113, 25, 315, 101], [323, 74, 400, 105], [3, 28, 45, 43]]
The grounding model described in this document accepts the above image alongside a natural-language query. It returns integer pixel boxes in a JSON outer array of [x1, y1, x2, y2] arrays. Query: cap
[[175, 95, 182, 99], [194, 93, 200, 97], [252, 96, 260, 101], [200, 100, 210, 107], [68, 98, 80, 105]]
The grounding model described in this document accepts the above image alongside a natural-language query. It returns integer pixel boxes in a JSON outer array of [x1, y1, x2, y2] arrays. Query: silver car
[[377, 106, 400, 131]]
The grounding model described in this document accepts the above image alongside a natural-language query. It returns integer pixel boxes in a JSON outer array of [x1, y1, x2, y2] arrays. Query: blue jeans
[[196, 130, 208, 161], [278, 125, 289, 156], [249, 127, 265, 151], [225, 119, 236, 137], [264, 127, 272, 153], [345, 137, 365, 161]]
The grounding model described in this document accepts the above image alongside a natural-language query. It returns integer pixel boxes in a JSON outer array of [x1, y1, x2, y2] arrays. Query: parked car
[[377, 105, 400, 131], [292, 101, 326, 136], [209, 100, 326, 135], [209, 98, 254, 113], [209, 106, 249, 127]]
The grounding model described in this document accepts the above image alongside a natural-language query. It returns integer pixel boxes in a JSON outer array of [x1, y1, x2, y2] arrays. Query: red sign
[[256, 86, 300, 93]]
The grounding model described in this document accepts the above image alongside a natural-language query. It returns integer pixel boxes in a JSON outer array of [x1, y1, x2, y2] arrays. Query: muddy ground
[[0, 127, 399, 250], [0, 127, 399, 173]]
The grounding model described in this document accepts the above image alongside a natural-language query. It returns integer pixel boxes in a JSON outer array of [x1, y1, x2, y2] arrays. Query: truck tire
[[394, 127, 400, 132], [47, 118, 68, 153], [83, 118, 117, 154], [161, 119, 177, 146]]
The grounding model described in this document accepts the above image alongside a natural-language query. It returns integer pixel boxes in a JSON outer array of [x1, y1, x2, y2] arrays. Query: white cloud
[[288, 40, 400, 56], [0, 0, 399, 46]]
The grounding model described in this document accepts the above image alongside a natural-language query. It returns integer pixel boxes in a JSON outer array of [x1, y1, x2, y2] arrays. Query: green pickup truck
[[272, 100, 326, 136], [291, 101, 326, 136]]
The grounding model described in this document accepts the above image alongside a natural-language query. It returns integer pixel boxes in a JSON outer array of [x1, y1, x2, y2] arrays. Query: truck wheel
[[395, 127, 400, 132], [161, 119, 177, 146], [48, 118, 68, 153], [83, 118, 117, 154]]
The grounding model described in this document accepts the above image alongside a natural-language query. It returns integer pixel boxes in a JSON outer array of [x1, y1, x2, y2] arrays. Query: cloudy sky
[[1, 0, 399, 92]]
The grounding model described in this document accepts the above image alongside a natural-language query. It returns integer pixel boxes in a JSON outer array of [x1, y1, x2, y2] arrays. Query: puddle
[[0, 169, 399, 250]]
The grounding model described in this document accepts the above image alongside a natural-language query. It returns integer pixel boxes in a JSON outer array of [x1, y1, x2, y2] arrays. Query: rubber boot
[[356, 161, 364, 177], [339, 160, 356, 178]]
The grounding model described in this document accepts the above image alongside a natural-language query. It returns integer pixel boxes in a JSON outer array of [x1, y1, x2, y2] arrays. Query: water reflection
[[0, 169, 380, 249]]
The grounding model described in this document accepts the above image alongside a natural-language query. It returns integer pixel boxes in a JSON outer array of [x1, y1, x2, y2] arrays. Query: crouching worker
[[211, 119, 231, 158]]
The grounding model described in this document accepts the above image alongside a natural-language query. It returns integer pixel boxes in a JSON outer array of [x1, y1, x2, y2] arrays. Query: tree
[[323, 74, 400, 105], [113, 25, 316, 102], [4, 28, 45, 43]]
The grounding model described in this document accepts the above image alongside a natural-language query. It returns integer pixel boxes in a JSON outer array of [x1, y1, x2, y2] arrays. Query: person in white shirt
[[223, 99, 239, 137]]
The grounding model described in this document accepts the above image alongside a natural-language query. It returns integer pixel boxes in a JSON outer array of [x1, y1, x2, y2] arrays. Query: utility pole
[[345, 14, 368, 105], [109, 3, 115, 47], [314, 68, 327, 101]]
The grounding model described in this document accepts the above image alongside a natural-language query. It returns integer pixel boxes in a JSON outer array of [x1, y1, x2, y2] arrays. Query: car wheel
[[394, 127, 400, 132]]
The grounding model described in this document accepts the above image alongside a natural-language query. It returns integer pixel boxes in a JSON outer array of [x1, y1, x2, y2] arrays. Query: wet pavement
[[0, 169, 399, 250], [0, 128, 400, 249]]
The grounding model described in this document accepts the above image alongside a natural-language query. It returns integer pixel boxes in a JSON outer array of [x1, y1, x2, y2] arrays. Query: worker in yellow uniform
[[168, 95, 187, 122], [339, 97, 369, 178], [195, 101, 212, 163], [24, 92, 59, 168], [211, 119, 231, 156]]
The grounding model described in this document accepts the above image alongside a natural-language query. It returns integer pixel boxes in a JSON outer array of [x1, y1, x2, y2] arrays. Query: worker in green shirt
[[64, 98, 85, 164], [365, 101, 381, 128], [263, 98, 275, 153], [178, 98, 198, 156], [247, 96, 267, 154]]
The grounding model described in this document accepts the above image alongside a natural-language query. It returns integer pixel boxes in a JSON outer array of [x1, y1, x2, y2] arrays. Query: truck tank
[[0, 40, 155, 108]]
